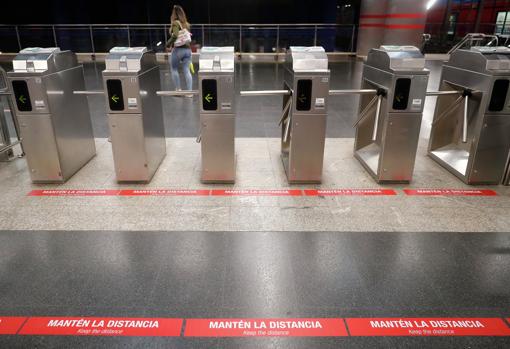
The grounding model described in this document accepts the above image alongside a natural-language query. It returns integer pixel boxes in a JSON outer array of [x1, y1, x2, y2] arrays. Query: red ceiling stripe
[[360, 13, 426, 19], [360, 23, 426, 29]]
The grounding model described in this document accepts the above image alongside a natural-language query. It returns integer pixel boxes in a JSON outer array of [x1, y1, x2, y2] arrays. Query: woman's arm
[[165, 21, 180, 48]]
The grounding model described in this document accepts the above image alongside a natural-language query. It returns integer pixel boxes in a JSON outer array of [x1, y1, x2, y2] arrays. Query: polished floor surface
[[0, 59, 509, 348], [0, 230, 509, 347]]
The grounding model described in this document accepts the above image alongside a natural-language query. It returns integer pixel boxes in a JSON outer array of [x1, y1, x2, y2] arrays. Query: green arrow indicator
[[204, 93, 213, 103], [111, 94, 120, 103], [298, 95, 306, 103], [18, 95, 27, 104]]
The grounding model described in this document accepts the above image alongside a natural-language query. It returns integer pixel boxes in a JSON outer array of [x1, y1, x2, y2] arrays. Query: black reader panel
[[296, 79, 312, 111], [12, 80, 32, 112], [202, 79, 218, 111], [106, 79, 124, 111]]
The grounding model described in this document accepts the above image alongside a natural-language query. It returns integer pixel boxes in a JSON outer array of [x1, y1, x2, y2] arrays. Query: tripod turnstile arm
[[426, 90, 463, 96], [73, 90, 105, 95], [352, 95, 378, 128], [157, 90, 199, 97], [372, 94, 383, 142], [278, 98, 293, 126], [431, 95, 464, 126], [329, 89, 377, 96], [462, 94, 470, 143], [240, 90, 291, 96]]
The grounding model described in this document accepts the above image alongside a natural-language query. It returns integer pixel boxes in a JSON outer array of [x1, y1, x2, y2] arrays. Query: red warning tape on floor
[[119, 189, 210, 196], [0, 317, 27, 335], [211, 189, 302, 196], [184, 318, 347, 337], [404, 189, 498, 196], [346, 318, 510, 336], [28, 190, 121, 196], [18, 317, 183, 337], [305, 189, 397, 196]]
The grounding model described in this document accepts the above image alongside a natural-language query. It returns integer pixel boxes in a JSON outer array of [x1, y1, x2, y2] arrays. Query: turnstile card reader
[[198, 46, 235, 183], [102, 47, 166, 182], [7, 47, 96, 182], [428, 46, 510, 184], [282, 46, 330, 183], [354, 46, 429, 183]]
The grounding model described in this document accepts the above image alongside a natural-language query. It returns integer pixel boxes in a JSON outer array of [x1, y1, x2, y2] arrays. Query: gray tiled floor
[[0, 230, 509, 348], [1, 136, 509, 232]]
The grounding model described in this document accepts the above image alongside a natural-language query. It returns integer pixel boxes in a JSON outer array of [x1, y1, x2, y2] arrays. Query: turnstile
[[504, 152, 510, 185], [241, 46, 330, 183], [428, 46, 510, 184], [7, 47, 95, 183], [102, 47, 166, 182], [353, 46, 429, 183], [197, 47, 236, 183], [0, 67, 23, 161]]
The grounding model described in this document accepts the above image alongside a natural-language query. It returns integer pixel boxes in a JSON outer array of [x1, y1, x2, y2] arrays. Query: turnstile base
[[355, 143, 412, 184], [281, 154, 322, 184]]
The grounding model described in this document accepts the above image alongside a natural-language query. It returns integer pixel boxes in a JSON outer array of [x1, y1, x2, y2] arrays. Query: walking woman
[[166, 5, 193, 94]]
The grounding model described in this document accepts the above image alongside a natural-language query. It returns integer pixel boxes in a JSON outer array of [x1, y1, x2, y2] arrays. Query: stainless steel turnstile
[[101, 47, 166, 182], [352, 46, 429, 183], [198, 47, 236, 183], [7, 47, 96, 183], [428, 46, 510, 184], [504, 151, 510, 185], [157, 47, 235, 183], [241, 46, 330, 183], [0, 67, 23, 161]]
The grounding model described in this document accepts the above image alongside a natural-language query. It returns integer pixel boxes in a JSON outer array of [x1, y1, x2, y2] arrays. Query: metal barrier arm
[[462, 89, 472, 143], [329, 89, 377, 96], [157, 90, 199, 96], [352, 94, 378, 128], [371, 89, 386, 142], [278, 97, 293, 126], [73, 90, 105, 95], [240, 90, 291, 96]]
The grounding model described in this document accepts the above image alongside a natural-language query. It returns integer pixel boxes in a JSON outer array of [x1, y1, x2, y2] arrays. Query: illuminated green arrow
[[18, 95, 27, 104], [204, 93, 213, 103], [298, 95, 306, 103], [111, 94, 120, 103]]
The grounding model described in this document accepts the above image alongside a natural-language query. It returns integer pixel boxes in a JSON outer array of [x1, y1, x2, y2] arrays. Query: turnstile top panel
[[367, 46, 426, 73], [199, 46, 235, 72], [287, 46, 329, 72], [104, 47, 156, 73], [11, 47, 77, 74], [448, 46, 510, 73]]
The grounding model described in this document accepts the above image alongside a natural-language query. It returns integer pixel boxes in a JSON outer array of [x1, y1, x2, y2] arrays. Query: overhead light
[[426, 0, 438, 10]]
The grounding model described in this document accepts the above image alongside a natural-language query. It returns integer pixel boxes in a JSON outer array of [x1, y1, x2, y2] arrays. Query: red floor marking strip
[[18, 317, 183, 337], [211, 189, 303, 196], [346, 318, 510, 336], [184, 318, 347, 337], [0, 317, 27, 335], [28, 190, 121, 196], [305, 189, 397, 196], [404, 189, 498, 196], [119, 189, 211, 196]]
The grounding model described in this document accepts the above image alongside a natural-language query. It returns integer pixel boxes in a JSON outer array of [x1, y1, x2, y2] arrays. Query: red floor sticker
[[0, 317, 27, 335], [119, 189, 210, 196], [19, 317, 183, 337], [305, 189, 397, 196], [404, 189, 497, 196], [184, 318, 347, 337], [211, 189, 303, 196], [346, 318, 510, 336], [28, 190, 121, 196]]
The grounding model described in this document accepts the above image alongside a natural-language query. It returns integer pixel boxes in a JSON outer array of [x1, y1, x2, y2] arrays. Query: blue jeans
[[170, 47, 192, 90]]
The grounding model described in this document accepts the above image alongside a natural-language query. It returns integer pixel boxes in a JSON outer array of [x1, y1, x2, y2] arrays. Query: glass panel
[[128, 27, 166, 52], [18, 27, 54, 49], [316, 25, 354, 52], [55, 27, 93, 53], [278, 27, 315, 50], [241, 27, 277, 53], [0, 26, 19, 52], [203, 26, 239, 51], [92, 27, 129, 52]]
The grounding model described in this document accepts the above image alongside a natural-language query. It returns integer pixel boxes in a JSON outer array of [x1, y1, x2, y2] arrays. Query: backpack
[[174, 21, 192, 47]]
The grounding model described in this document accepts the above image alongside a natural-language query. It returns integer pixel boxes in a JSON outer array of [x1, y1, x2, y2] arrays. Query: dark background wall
[[0, 0, 339, 24]]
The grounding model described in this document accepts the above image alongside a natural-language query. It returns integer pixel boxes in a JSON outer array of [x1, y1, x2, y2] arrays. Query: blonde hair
[[171, 5, 190, 30]]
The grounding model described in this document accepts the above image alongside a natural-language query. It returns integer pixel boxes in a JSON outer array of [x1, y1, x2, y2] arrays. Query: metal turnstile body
[[355, 46, 429, 183], [7, 47, 95, 182], [282, 47, 330, 183], [428, 46, 510, 184], [198, 46, 235, 183], [102, 47, 166, 182], [0, 68, 16, 161]]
